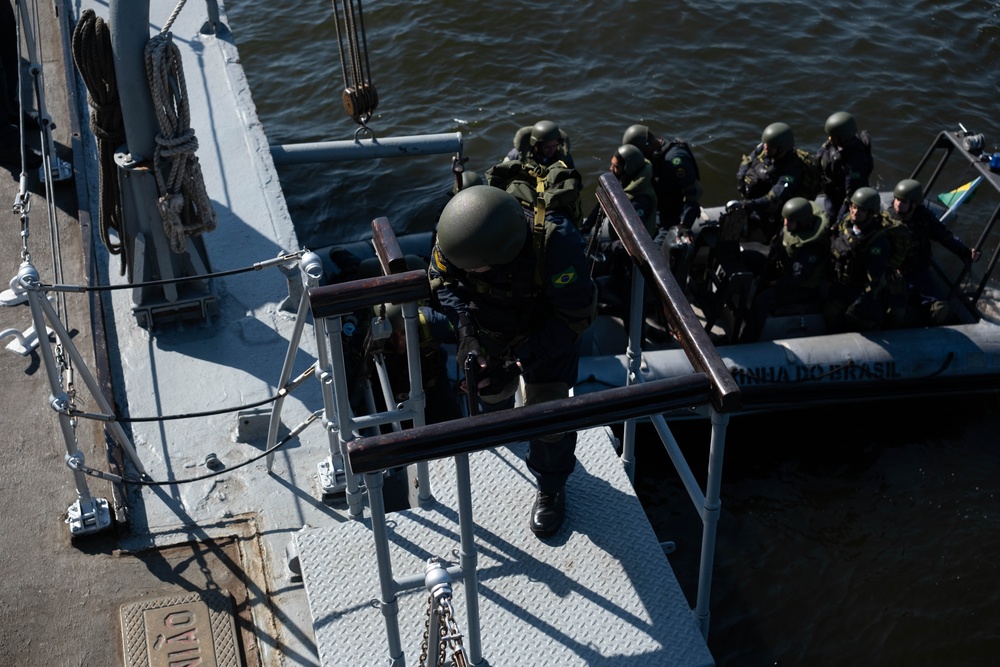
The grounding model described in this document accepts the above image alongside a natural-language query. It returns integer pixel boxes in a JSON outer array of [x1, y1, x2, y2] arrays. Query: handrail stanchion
[[21, 265, 111, 535], [620, 254, 647, 482], [454, 452, 482, 663], [266, 252, 324, 472], [693, 406, 730, 638], [364, 469, 405, 664]]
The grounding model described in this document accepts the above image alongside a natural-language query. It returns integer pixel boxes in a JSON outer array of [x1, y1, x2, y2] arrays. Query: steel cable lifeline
[[64, 362, 316, 424], [39, 250, 305, 292], [67, 410, 322, 487]]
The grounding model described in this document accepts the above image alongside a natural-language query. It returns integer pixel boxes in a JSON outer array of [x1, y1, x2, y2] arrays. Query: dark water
[[223, 0, 1000, 663]]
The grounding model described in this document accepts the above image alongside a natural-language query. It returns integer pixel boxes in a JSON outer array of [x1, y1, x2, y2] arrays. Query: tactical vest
[[831, 213, 909, 286], [622, 162, 658, 233]]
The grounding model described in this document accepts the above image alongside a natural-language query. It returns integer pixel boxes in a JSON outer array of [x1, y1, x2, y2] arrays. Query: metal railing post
[[364, 470, 405, 665], [620, 259, 647, 482], [21, 264, 111, 536], [693, 405, 729, 637]]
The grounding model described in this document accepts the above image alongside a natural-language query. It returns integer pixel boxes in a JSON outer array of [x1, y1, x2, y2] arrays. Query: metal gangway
[[294, 174, 740, 665]]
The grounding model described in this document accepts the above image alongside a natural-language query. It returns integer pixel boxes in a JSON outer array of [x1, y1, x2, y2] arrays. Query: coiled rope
[[144, 13, 217, 253], [70, 9, 127, 274]]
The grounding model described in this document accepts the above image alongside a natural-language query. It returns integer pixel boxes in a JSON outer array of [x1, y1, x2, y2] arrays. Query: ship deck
[[298, 430, 715, 666]]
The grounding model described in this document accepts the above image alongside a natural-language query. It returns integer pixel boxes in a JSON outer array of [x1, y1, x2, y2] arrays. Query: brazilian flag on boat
[[938, 176, 982, 208]]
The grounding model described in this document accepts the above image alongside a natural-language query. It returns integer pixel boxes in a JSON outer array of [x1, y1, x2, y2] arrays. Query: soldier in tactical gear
[[826, 187, 898, 331], [428, 185, 597, 538], [890, 178, 981, 325], [818, 111, 874, 224], [736, 122, 809, 240], [622, 123, 703, 232], [506, 119, 575, 168], [741, 197, 831, 341]]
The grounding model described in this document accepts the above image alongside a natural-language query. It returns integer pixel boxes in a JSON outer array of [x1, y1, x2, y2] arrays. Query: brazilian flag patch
[[552, 265, 578, 288]]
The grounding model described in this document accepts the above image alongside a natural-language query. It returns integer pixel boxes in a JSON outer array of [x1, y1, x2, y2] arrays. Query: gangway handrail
[[347, 374, 711, 474], [308, 268, 429, 318], [594, 173, 742, 413]]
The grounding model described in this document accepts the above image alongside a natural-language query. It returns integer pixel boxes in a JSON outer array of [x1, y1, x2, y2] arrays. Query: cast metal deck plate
[[297, 427, 715, 666], [120, 590, 241, 667]]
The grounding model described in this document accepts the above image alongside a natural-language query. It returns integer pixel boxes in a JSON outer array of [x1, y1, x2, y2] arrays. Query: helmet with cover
[[530, 120, 561, 148], [824, 111, 857, 144], [614, 144, 646, 180], [850, 186, 882, 213], [622, 124, 654, 150], [893, 179, 924, 205], [436, 185, 526, 270], [781, 197, 814, 225], [761, 122, 795, 152]]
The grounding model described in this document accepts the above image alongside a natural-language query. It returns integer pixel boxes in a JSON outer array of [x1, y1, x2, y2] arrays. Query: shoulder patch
[[671, 156, 683, 166], [432, 247, 447, 271], [675, 167, 687, 179], [551, 265, 578, 288], [870, 246, 882, 256]]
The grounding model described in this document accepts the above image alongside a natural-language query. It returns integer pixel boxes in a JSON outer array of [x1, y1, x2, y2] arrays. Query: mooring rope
[[70, 9, 127, 274], [144, 28, 217, 254]]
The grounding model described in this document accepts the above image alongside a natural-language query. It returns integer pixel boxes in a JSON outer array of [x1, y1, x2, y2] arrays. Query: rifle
[[463, 352, 480, 416]]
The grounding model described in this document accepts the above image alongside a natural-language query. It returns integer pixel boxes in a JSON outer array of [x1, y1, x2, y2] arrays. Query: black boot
[[529, 490, 565, 538]]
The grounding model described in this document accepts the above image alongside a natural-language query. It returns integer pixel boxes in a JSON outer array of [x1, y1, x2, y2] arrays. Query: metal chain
[[419, 593, 433, 667], [436, 599, 469, 667]]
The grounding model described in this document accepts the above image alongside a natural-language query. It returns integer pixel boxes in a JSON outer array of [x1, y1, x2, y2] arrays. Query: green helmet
[[622, 124, 654, 149], [893, 179, 923, 204], [436, 185, 526, 270], [453, 170, 483, 195], [761, 122, 795, 152], [614, 144, 646, 180], [824, 111, 857, 144], [781, 197, 814, 225], [530, 120, 561, 147], [850, 187, 881, 213]]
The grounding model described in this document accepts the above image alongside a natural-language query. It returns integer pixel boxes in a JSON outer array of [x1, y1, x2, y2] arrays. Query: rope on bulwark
[[144, 28, 217, 254], [70, 9, 128, 275]]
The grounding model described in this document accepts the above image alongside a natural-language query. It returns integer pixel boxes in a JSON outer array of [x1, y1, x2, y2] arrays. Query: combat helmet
[[436, 185, 526, 270], [453, 170, 483, 195], [824, 111, 857, 144], [893, 179, 923, 205], [761, 122, 795, 152], [614, 144, 646, 181], [850, 186, 882, 213], [781, 197, 814, 225], [375, 303, 404, 332], [622, 124, 654, 150], [530, 120, 561, 148]]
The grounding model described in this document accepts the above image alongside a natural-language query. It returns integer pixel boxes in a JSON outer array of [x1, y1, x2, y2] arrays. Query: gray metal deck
[[297, 427, 715, 666]]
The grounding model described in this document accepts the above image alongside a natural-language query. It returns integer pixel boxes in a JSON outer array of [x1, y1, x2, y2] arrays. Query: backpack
[[484, 159, 584, 227], [795, 148, 824, 201]]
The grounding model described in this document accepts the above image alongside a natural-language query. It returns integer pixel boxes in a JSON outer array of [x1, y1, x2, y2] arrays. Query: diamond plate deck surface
[[297, 427, 715, 666]]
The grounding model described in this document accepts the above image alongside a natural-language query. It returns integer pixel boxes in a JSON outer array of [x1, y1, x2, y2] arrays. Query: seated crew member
[[818, 111, 874, 224], [622, 123, 703, 233], [736, 122, 808, 240], [890, 178, 981, 326], [428, 185, 597, 538], [826, 187, 901, 332], [741, 197, 831, 342], [506, 119, 575, 169]]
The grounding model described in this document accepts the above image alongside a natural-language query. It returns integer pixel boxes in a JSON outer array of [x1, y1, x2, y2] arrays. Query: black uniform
[[428, 210, 597, 493]]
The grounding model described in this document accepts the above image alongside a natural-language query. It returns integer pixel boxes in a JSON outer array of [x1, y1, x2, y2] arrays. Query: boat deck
[[297, 428, 715, 666]]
